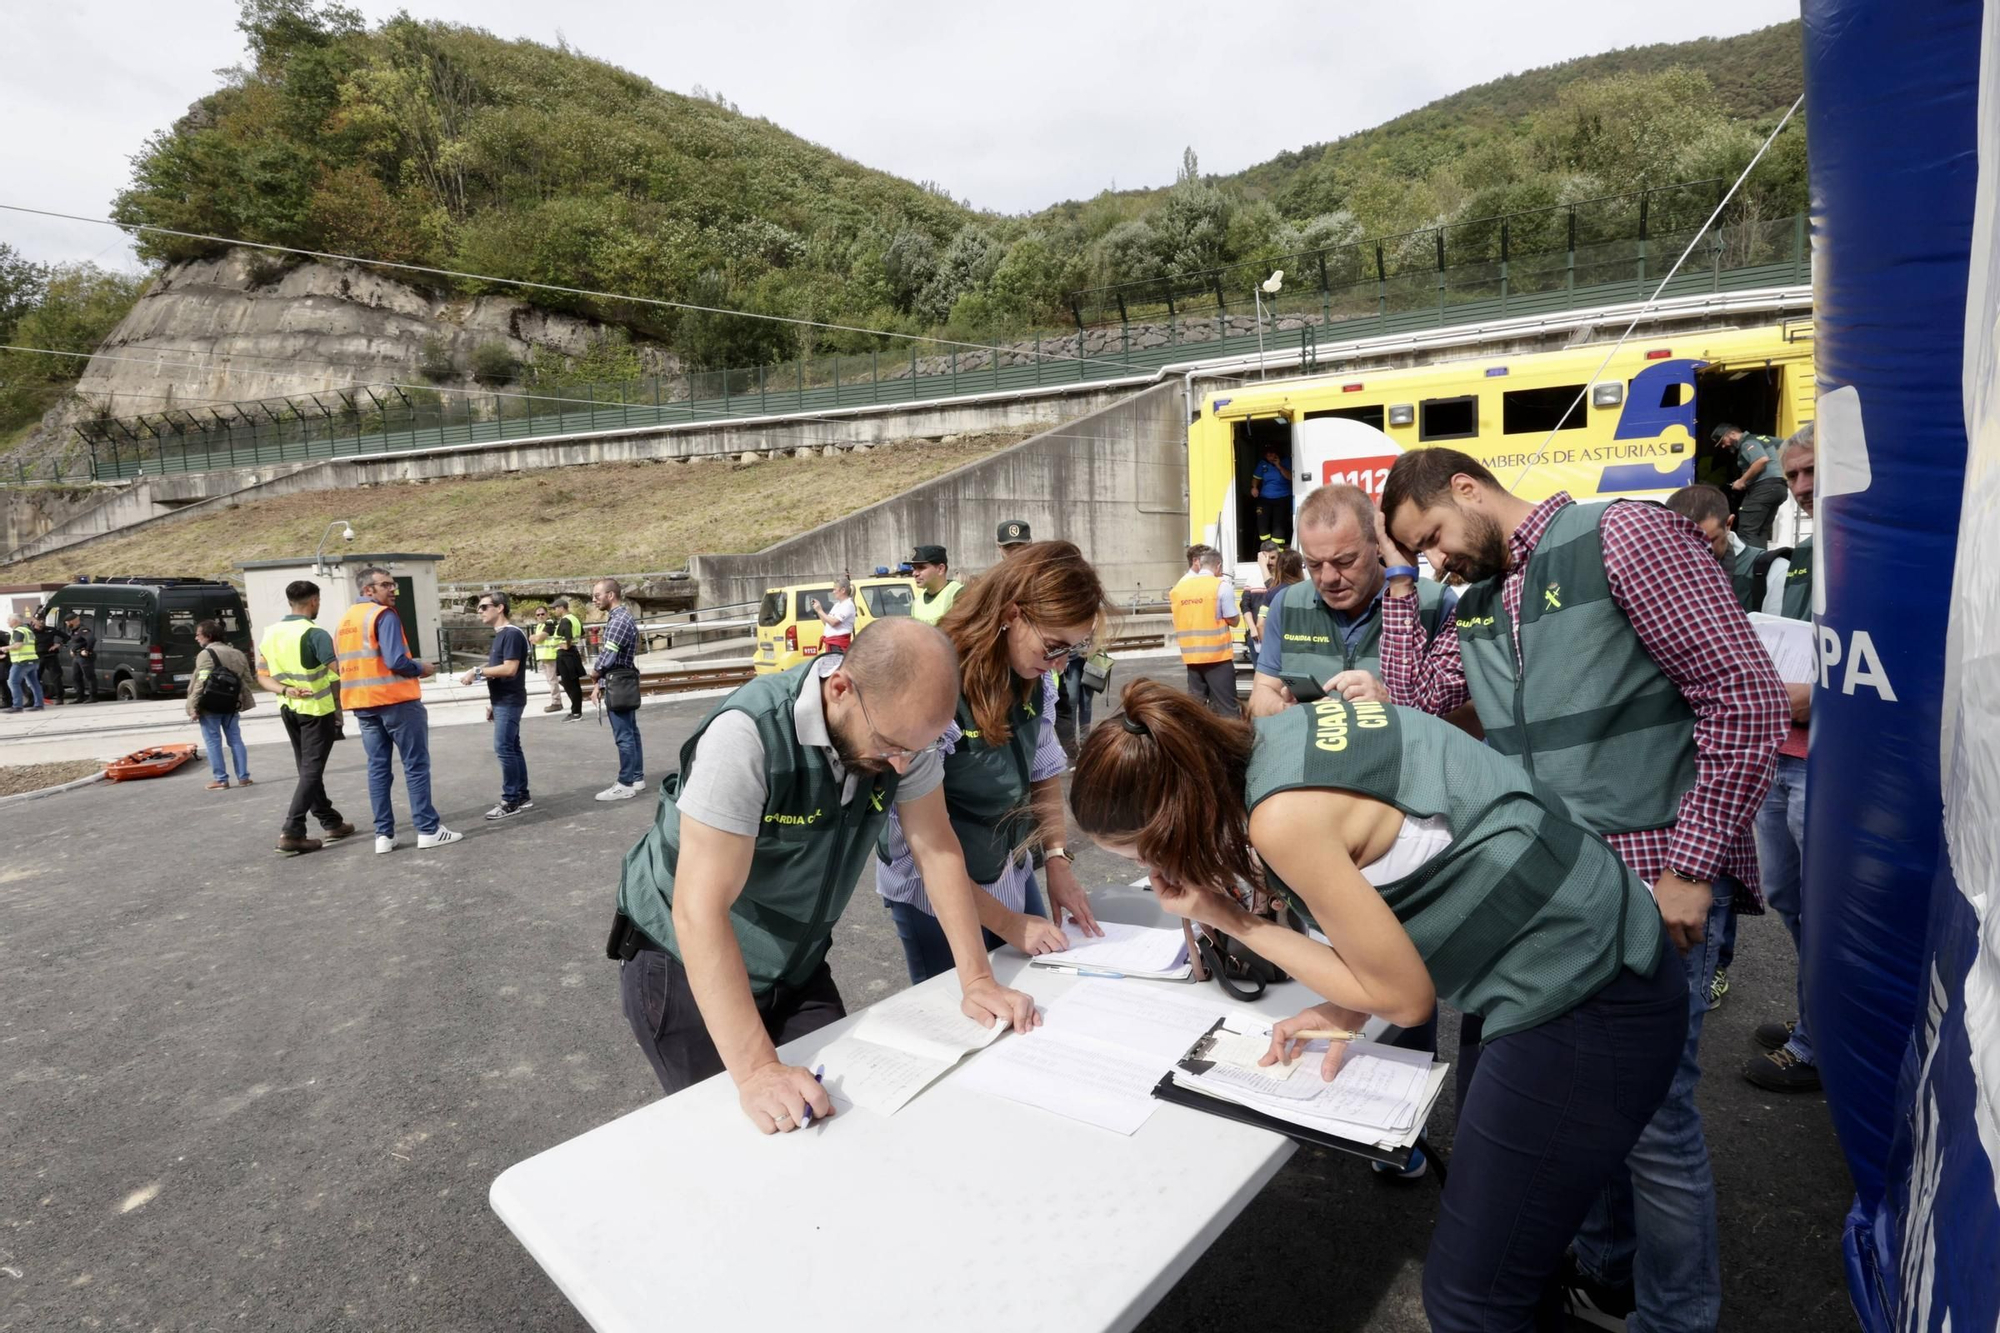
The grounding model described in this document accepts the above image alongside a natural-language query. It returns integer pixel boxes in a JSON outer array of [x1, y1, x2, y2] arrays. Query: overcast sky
[[3, 0, 1799, 271]]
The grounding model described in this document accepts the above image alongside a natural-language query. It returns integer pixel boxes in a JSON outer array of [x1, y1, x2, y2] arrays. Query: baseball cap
[[1709, 423, 1740, 444], [996, 520, 1031, 546], [909, 544, 948, 565]]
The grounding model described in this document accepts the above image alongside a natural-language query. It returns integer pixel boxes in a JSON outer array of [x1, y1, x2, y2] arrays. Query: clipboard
[[1151, 1019, 1446, 1181]]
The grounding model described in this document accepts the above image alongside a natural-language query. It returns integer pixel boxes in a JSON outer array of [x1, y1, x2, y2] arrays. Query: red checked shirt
[[1380, 492, 1787, 908]]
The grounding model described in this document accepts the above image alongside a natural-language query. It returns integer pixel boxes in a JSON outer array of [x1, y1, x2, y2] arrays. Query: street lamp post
[[1255, 270, 1284, 379], [315, 521, 355, 576]]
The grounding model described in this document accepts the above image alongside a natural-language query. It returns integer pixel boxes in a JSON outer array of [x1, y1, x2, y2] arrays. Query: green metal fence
[[68, 205, 1809, 484]]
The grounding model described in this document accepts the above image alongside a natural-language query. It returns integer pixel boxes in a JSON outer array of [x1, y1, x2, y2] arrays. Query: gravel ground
[[0, 677, 1856, 1332], [0, 759, 104, 798]]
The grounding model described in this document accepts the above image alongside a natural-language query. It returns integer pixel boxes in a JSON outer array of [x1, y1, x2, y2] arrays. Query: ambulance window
[[1502, 385, 1588, 434], [1418, 396, 1478, 441]]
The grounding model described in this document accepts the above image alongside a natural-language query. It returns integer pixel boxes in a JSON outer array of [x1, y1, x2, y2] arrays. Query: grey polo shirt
[[677, 656, 946, 836]]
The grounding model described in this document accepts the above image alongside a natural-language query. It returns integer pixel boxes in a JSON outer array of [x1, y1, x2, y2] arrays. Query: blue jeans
[[8, 660, 44, 708], [1061, 657, 1093, 728], [491, 701, 528, 805], [607, 706, 643, 786], [1754, 753, 1812, 1062], [1573, 876, 1737, 1333], [197, 710, 250, 782], [1423, 952, 1687, 1331], [355, 700, 440, 838], [884, 878, 1046, 984]]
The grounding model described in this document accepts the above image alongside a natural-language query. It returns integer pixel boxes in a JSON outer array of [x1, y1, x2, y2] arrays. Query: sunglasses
[[1019, 614, 1089, 663]]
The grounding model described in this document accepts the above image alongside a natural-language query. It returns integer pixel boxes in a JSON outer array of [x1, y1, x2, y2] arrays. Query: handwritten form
[[817, 986, 1010, 1116], [1029, 922, 1191, 977]]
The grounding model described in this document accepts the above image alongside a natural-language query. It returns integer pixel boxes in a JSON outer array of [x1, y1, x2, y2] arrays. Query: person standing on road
[[62, 612, 96, 703], [532, 605, 562, 713], [461, 591, 532, 821], [1735, 424, 1822, 1093], [188, 620, 254, 790], [549, 597, 585, 721], [876, 541, 1108, 982], [1069, 680, 1685, 1333], [7, 612, 45, 711], [1171, 548, 1241, 715], [607, 617, 1041, 1128], [589, 578, 645, 801], [336, 566, 462, 853], [32, 611, 66, 705], [1378, 447, 1787, 1333], [808, 577, 857, 654], [1712, 423, 1791, 545], [256, 580, 355, 855], [908, 545, 963, 626], [1247, 484, 1449, 719]]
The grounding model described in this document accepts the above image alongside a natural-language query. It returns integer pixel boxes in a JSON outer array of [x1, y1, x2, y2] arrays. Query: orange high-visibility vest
[[335, 602, 422, 709], [1171, 573, 1233, 665]]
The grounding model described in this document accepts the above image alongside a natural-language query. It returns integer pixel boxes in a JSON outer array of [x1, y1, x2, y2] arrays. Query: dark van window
[[1419, 396, 1479, 442], [100, 610, 145, 641], [165, 609, 198, 641], [1503, 385, 1588, 434], [757, 593, 786, 627]]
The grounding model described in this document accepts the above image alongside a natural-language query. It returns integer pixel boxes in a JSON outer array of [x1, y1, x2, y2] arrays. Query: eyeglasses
[[848, 680, 942, 762], [1020, 614, 1089, 663], [364, 581, 395, 592]]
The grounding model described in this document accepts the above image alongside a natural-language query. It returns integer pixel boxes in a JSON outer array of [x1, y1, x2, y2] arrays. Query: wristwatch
[[1044, 846, 1071, 862]]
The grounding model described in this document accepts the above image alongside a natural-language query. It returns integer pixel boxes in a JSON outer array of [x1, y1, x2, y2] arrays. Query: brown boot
[[277, 834, 323, 856], [319, 822, 357, 842]]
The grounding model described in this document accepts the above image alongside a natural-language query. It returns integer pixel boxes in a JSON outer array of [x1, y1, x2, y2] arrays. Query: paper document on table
[[1174, 1040, 1440, 1140], [1029, 921, 1191, 977], [1748, 612, 1816, 684], [1203, 1029, 1307, 1084], [818, 982, 1014, 1115], [850, 983, 1009, 1063], [1039, 979, 1225, 1063], [955, 1030, 1171, 1134]]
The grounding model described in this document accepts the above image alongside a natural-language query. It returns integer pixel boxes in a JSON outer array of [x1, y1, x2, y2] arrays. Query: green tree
[[0, 243, 49, 339]]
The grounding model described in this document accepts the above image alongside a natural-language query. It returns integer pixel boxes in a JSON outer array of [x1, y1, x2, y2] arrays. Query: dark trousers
[[39, 656, 63, 701], [1421, 954, 1688, 1332], [1185, 659, 1240, 716], [620, 947, 845, 1095], [280, 708, 345, 839], [72, 656, 96, 701], [1255, 498, 1294, 547], [554, 649, 584, 716], [1735, 475, 1790, 544]]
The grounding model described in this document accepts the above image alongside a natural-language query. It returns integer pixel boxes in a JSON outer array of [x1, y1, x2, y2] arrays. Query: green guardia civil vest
[[1246, 697, 1663, 1039], [615, 663, 900, 993], [1274, 578, 1449, 685], [1454, 501, 1697, 836], [1780, 537, 1813, 621], [1723, 541, 1766, 613], [931, 686, 1041, 883], [259, 618, 337, 717]]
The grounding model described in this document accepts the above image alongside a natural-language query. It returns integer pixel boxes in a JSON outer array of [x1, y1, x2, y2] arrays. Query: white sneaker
[[417, 827, 463, 849], [627, 778, 646, 793], [595, 782, 638, 801], [374, 835, 396, 855]]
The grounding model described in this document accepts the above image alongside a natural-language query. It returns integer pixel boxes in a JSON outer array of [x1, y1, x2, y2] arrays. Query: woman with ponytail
[[1069, 679, 1687, 1331], [875, 540, 1111, 982]]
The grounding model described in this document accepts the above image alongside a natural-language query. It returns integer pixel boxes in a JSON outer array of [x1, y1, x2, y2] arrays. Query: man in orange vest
[[1171, 546, 1241, 716], [336, 566, 462, 854]]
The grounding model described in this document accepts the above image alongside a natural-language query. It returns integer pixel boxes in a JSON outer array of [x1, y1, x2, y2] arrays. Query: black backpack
[[195, 648, 244, 714]]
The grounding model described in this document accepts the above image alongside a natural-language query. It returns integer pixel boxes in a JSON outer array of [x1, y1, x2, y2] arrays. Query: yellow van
[[754, 576, 917, 673]]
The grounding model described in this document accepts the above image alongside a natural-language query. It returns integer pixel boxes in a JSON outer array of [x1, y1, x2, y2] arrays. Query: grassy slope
[[2, 433, 1032, 586]]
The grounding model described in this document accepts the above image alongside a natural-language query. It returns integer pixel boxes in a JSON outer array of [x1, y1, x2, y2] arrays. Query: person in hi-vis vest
[[256, 578, 356, 856], [335, 566, 462, 854], [608, 617, 1039, 1133], [1171, 547, 1239, 716]]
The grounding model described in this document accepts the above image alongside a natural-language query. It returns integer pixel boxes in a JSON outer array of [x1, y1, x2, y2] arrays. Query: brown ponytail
[[1069, 678, 1260, 894]]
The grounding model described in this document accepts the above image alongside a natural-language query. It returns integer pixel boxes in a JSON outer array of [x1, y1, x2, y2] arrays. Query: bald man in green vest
[[609, 616, 1039, 1133]]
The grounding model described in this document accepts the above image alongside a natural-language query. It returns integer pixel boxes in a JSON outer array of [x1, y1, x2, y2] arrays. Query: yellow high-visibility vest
[[260, 618, 338, 717]]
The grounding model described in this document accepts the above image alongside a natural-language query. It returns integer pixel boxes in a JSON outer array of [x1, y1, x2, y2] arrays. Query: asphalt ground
[[1, 677, 1856, 1332]]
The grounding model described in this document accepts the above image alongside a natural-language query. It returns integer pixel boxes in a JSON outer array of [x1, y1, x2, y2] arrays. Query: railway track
[[637, 632, 1174, 696]]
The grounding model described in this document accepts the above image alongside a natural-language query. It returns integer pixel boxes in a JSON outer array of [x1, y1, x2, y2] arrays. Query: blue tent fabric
[[1801, 0, 2000, 1328]]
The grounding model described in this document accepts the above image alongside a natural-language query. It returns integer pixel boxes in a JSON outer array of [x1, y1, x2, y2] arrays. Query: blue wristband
[[1384, 564, 1420, 581]]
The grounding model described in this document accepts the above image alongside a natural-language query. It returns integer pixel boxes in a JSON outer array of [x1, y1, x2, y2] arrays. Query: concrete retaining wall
[[689, 383, 1190, 608]]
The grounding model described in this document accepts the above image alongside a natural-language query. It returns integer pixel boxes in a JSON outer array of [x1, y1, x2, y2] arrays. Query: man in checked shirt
[[1375, 447, 1786, 1333], [589, 577, 646, 801]]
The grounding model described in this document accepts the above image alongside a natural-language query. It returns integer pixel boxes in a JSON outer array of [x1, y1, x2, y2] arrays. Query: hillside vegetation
[[112, 4, 1805, 359], [2, 432, 1031, 585]]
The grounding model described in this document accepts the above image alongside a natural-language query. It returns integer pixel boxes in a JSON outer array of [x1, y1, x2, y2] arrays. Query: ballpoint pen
[[799, 1064, 826, 1128]]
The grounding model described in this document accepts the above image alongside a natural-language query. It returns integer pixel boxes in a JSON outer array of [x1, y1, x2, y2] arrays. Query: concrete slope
[[690, 383, 1190, 606]]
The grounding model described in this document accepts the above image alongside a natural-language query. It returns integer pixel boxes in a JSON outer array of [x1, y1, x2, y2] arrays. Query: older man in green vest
[[1379, 447, 1787, 1333], [608, 615, 1039, 1134], [255, 579, 355, 856]]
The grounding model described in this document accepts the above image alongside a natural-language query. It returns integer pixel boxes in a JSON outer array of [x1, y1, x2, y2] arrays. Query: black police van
[[41, 578, 253, 701]]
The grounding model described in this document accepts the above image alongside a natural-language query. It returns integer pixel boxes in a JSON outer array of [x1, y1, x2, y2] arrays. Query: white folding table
[[490, 887, 1345, 1333]]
